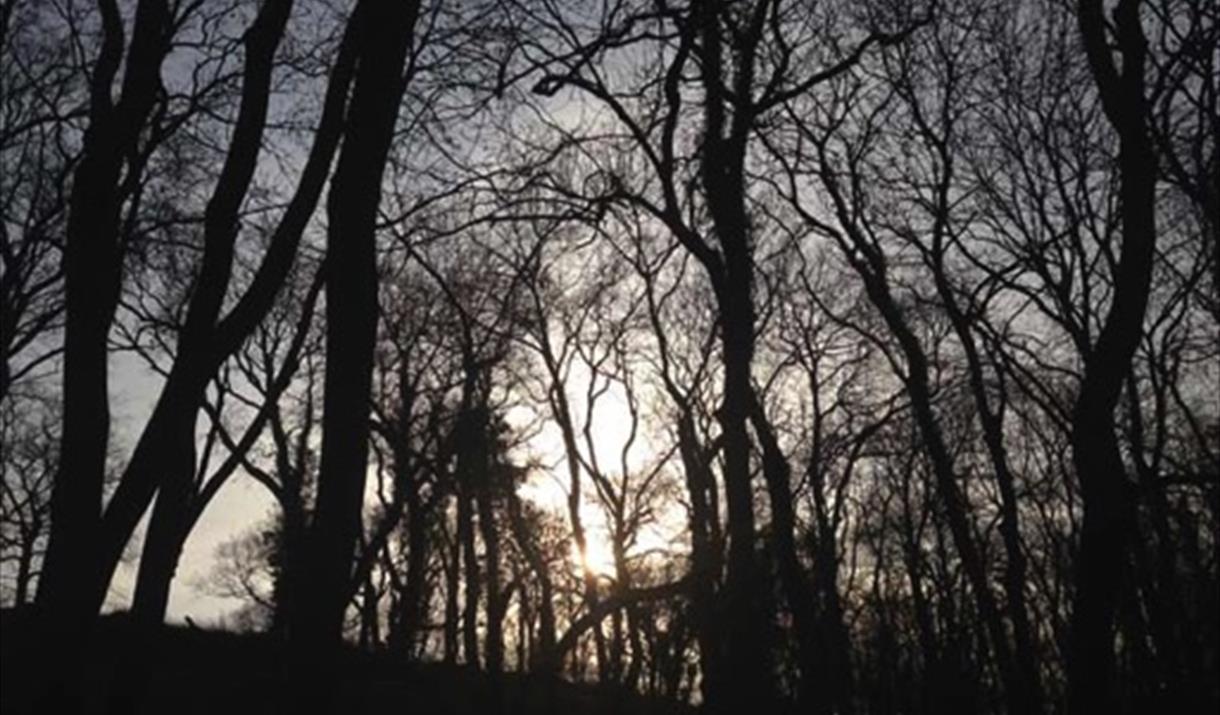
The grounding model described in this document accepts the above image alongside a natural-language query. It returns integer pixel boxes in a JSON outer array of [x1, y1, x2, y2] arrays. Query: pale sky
[[105, 340, 682, 624]]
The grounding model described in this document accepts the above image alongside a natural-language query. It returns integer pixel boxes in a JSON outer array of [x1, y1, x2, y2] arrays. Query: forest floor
[[0, 608, 697, 714]]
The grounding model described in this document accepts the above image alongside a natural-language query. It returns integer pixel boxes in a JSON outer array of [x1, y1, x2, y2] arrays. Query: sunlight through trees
[[1, 0, 1215, 713]]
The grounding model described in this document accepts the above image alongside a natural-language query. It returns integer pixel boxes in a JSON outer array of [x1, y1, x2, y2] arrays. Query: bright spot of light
[[571, 534, 618, 579]]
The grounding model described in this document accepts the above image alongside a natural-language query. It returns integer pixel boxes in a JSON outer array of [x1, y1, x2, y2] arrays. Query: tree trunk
[[50, 0, 358, 647], [271, 484, 308, 638], [674, 409, 723, 704], [1069, 1, 1157, 710], [397, 476, 430, 656], [14, 520, 37, 606], [477, 486, 504, 675], [358, 569, 379, 649], [126, 0, 294, 629], [38, 0, 172, 638], [549, 374, 609, 681], [457, 481, 480, 668], [693, 1, 775, 707], [925, 169, 1045, 711], [749, 397, 823, 712], [288, 0, 419, 674], [821, 178, 1027, 711], [810, 459, 855, 715], [128, 395, 202, 627], [34, 7, 172, 713], [443, 525, 461, 664]]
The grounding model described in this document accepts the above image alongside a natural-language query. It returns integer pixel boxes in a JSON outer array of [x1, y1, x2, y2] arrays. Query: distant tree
[[0, 0, 83, 403], [201, 521, 280, 630], [0, 390, 56, 607]]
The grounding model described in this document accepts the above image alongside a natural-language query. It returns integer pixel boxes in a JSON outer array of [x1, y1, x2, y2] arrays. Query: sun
[[571, 533, 618, 579]]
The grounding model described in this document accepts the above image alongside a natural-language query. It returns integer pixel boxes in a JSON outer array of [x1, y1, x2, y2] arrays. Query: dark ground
[[0, 608, 698, 714]]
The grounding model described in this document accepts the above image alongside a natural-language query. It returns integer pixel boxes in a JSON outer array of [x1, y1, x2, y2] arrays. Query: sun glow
[[508, 360, 687, 587], [571, 534, 619, 579]]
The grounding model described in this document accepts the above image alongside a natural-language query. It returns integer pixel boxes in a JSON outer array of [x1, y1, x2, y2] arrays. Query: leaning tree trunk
[[126, 0, 294, 628], [813, 141, 1030, 713], [98, 0, 359, 630]]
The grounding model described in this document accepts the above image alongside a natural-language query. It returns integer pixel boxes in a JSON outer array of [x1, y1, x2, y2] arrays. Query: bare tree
[[288, 0, 421, 665], [0, 389, 56, 607]]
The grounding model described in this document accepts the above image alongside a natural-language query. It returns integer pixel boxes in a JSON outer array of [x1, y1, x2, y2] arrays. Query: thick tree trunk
[[271, 485, 308, 638], [55, 0, 357, 645], [126, 0, 294, 629], [749, 398, 822, 712], [32, 7, 174, 714], [127, 389, 205, 627], [713, 281, 772, 712], [693, 1, 775, 707], [33, 8, 172, 714], [288, 0, 418, 672], [1069, 2, 1157, 710], [38, 0, 172, 636]]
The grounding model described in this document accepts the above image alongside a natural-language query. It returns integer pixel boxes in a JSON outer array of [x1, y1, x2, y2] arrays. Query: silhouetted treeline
[[1, 0, 1215, 713]]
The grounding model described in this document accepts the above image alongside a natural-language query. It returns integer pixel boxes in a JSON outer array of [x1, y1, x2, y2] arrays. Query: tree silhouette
[[1, 1, 1215, 713]]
